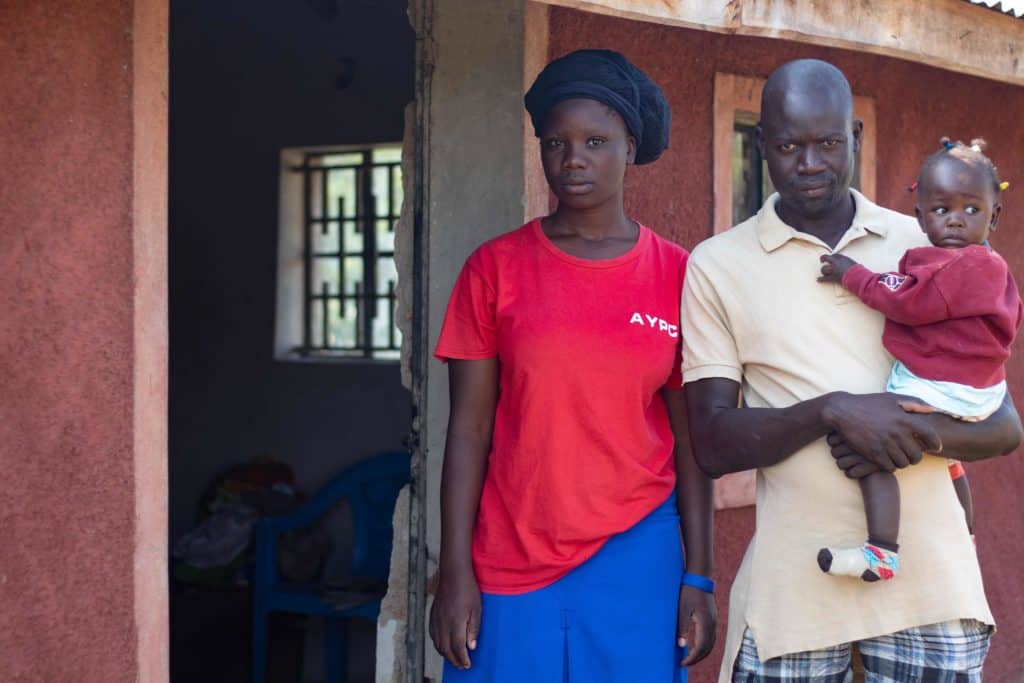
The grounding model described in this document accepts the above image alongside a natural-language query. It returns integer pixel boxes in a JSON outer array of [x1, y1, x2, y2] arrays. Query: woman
[[429, 49, 715, 682]]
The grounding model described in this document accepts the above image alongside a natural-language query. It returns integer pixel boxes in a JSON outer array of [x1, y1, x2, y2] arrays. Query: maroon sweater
[[843, 244, 1022, 388]]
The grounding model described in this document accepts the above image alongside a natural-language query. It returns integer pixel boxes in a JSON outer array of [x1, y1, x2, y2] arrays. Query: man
[[682, 59, 1022, 682]]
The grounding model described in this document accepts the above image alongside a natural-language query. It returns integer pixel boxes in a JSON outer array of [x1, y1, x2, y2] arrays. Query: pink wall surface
[[0, 1, 168, 680], [550, 8, 1024, 682]]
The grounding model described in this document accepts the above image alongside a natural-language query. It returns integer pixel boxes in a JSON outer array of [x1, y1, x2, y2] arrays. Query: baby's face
[[915, 156, 1000, 249]]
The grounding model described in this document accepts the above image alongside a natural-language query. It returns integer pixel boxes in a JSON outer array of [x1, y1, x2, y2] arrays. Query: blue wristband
[[682, 572, 715, 594]]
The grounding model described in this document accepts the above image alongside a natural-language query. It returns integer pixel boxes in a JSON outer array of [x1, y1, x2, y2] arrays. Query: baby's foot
[[817, 542, 899, 582]]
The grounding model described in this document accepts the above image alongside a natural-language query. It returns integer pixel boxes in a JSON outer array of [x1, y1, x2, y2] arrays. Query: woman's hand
[[429, 568, 482, 670], [818, 253, 858, 284], [678, 584, 717, 667]]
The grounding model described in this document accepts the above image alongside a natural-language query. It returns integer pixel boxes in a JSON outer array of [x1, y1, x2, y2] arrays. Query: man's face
[[758, 92, 861, 220]]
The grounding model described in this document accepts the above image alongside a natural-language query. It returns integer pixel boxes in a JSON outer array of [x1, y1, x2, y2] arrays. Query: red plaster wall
[[550, 9, 1024, 682], [0, 1, 167, 680]]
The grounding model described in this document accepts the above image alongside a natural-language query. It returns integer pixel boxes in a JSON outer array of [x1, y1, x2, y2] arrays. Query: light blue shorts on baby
[[887, 360, 1006, 421]]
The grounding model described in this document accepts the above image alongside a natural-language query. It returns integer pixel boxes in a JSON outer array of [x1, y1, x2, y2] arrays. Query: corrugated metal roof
[[966, 0, 1024, 18]]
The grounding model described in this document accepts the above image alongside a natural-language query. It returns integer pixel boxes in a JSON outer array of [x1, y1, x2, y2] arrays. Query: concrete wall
[[168, 0, 414, 545], [0, 0, 168, 680], [549, 8, 1024, 681], [404, 1, 549, 679]]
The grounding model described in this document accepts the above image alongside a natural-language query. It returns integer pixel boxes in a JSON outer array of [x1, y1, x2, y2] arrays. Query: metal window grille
[[292, 146, 403, 359]]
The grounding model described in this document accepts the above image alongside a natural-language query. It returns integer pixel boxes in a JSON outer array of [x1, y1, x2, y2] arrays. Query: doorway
[[167, 1, 414, 679]]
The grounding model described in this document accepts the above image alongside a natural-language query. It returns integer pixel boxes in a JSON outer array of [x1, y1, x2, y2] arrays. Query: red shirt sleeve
[[434, 250, 498, 361], [930, 246, 1015, 319], [842, 248, 956, 326]]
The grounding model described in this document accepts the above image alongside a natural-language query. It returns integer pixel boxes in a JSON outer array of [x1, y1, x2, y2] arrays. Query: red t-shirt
[[843, 244, 1022, 388], [434, 219, 687, 594]]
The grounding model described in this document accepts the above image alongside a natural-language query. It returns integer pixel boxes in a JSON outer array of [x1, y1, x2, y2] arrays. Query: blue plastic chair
[[251, 451, 411, 683]]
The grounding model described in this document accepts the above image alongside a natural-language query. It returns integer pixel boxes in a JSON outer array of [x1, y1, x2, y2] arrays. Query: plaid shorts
[[732, 619, 992, 682]]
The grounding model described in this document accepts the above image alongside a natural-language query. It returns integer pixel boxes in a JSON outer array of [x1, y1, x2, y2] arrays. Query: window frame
[[274, 143, 404, 363]]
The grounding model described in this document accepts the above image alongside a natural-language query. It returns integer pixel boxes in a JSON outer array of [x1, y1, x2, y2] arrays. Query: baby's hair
[[916, 136, 1004, 196]]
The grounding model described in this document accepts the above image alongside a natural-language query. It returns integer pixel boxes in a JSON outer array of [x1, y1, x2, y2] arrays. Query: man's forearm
[[925, 392, 1022, 462], [685, 378, 837, 478]]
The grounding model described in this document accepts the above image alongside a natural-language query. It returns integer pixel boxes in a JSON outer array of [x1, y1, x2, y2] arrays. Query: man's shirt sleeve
[[681, 249, 743, 384]]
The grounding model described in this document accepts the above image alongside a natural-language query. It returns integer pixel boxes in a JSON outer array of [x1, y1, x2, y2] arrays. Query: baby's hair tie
[[1000, 181, 1010, 191], [943, 140, 956, 150], [907, 181, 919, 193]]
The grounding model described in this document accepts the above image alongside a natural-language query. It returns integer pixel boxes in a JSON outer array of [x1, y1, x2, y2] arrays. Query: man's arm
[[831, 392, 1022, 478], [685, 377, 943, 479], [684, 378, 832, 477], [922, 392, 1022, 461]]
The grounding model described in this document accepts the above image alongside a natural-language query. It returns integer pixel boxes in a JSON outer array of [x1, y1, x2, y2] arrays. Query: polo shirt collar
[[756, 189, 889, 253]]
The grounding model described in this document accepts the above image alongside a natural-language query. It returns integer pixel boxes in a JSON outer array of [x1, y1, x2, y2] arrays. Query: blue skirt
[[443, 493, 687, 682]]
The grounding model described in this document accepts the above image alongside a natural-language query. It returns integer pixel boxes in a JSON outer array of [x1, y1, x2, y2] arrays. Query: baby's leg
[[818, 471, 901, 581], [950, 462, 973, 535]]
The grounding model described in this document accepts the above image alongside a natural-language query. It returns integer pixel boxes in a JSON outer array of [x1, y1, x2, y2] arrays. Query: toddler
[[817, 137, 1022, 581]]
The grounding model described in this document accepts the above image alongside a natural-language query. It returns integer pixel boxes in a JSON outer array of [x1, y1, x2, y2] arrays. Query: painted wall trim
[[536, 0, 1024, 87], [132, 0, 170, 680]]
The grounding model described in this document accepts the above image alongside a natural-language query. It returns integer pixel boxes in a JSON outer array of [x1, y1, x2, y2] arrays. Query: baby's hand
[[819, 253, 858, 284]]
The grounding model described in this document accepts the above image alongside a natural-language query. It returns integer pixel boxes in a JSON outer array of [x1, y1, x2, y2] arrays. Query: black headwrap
[[524, 49, 671, 165]]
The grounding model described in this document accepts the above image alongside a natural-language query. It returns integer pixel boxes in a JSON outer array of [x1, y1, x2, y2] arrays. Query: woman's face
[[539, 98, 636, 211]]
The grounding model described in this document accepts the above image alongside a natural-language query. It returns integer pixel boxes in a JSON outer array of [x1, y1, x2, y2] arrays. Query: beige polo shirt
[[681, 190, 994, 680]]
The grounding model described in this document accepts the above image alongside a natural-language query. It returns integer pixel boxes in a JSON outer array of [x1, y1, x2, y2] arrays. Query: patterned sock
[[817, 541, 900, 582]]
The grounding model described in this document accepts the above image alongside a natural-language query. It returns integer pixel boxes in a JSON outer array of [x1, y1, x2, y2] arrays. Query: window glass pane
[[376, 256, 398, 295], [376, 218, 395, 253], [372, 296, 400, 352], [391, 166, 403, 217], [311, 298, 325, 348], [372, 165, 392, 218], [326, 167, 358, 219], [343, 256, 364, 299], [320, 152, 365, 167], [312, 257, 340, 295], [732, 125, 761, 225], [343, 217, 364, 254], [329, 298, 358, 350], [312, 221, 340, 254], [373, 147, 401, 164]]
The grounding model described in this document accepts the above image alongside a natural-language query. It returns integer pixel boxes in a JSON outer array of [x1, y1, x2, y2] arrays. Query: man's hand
[[818, 253, 858, 284], [677, 585, 717, 667], [827, 431, 880, 478], [822, 392, 942, 472], [429, 568, 482, 670]]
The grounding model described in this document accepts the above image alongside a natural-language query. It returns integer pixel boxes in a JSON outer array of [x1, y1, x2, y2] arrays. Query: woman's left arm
[[662, 387, 717, 667]]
